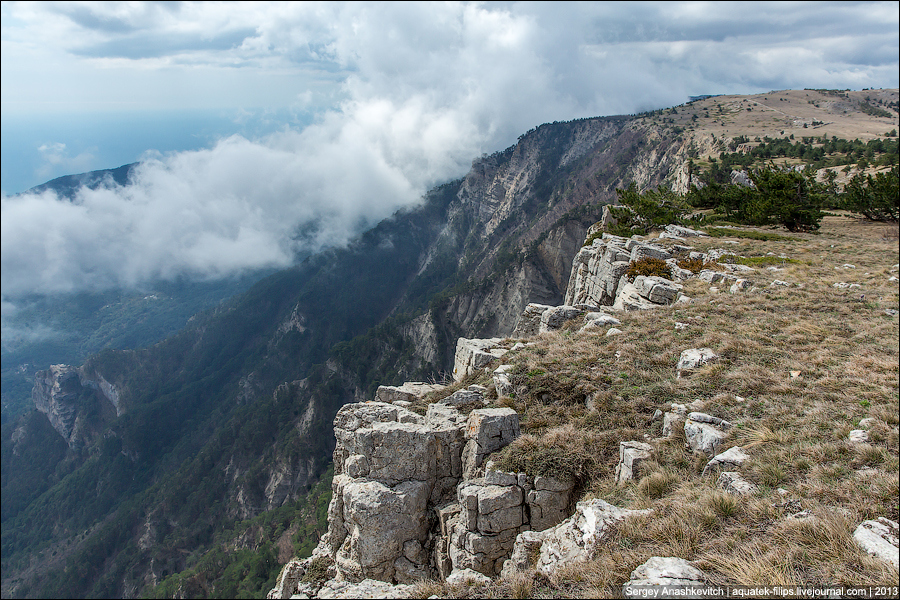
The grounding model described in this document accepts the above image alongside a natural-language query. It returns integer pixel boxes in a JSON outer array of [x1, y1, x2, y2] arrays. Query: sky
[[1, 1, 899, 301]]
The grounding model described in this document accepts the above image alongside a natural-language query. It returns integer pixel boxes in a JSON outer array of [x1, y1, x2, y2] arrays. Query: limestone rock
[[729, 279, 752, 293], [612, 282, 659, 311], [848, 430, 870, 444], [453, 338, 506, 381], [268, 558, 309, 599], [632, 275, 683, 305], [564, 236, 631, 307], [853, 517, 899, 567], [676, 348, 718, 378], [326, 402, 468, 583], [539, 305, 584, 333], [702, 446, 749, 476], [375, 382, 446, 405], [500, 530, 545, 577], [615, 441, 653, 483], [662, 412, 685, 437], [462, 408, 520, 478], [627, 239, 672, 262], [624, 556, 706, 598], [336, 479, 432, 582], [32, 365, 83, 448], [492, 364, 515, 398], [684, 414, 730, 456], [446, 568, 491, 586], [584, 312, 621, 326], [513, 303, 555, 338], [717, 471, 758, 495], [528, 499, 652, 575], [664, 224, 707, 238], [316, 578, 412, 599], [32, 364, 120, 450], [528, 475, 574, 531], [440, 388, 485, 407]]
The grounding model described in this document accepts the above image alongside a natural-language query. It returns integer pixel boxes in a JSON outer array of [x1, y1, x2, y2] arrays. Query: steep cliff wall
[[6, 111, 726, 599], [32, 364, 121, 450]]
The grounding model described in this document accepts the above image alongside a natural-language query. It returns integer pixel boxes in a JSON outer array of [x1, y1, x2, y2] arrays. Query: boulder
[[513, 499, 651, 575], [853, 517, 899, 567], [512, 303, 555, 338], [632, 275, 683, 305], [684, 413, 730, 456], [623, 556, 706, 598], [717, 471, 758, 496], [539, 305, 584, 333], [453, 338, 507, 381], [702, 446, 750, 476], [676, 348, 718, 378], [615, 441, 653, 483]]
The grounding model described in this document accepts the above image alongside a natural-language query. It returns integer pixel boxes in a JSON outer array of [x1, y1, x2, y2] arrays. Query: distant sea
[[1, 108, 312, 195]]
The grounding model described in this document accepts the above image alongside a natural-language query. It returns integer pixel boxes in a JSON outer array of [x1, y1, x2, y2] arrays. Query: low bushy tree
[[608, 183, 692, 236], [745, 165, 825, 232], [842, 167, 899, 222]]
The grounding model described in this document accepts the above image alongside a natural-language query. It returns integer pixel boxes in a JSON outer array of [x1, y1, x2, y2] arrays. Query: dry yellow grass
[[411, 215, 898, 598]]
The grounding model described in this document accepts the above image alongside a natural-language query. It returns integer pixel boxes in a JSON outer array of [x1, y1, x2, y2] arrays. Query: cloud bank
[[2, 1, 898, 298]]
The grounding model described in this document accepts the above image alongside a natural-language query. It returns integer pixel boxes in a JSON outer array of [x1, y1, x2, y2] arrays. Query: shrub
[[607, 183, 692, 236], [626, 257, 672, 279], [842, 166, 899, 222], [676, 257, 721, 273], [299, 556, 334, 584]]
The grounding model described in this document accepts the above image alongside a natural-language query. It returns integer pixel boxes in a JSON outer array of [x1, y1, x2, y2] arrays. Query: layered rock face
[[32, 364, 121, 450], [315, 393, 574, 587], [32, 365, 83, 448], [564, 233, 684, 312]]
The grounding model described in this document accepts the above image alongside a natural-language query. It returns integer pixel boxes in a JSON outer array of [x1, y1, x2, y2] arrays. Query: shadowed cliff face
[[2, 115, 701, 599]]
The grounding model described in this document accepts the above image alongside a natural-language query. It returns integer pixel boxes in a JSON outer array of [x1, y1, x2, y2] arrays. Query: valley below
[[2, 88, 898, 599]]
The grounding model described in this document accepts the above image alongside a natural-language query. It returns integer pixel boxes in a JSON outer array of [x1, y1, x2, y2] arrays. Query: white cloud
[[36, 141, 97, 178], [1, 1, 898, 298]]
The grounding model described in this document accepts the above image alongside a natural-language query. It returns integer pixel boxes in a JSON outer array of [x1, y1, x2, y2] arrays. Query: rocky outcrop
[[503, 499, 652, 576], [32, 365, 82, 448], [375, 382, 446, 405], [32, 364, 121, 450], [300, 384, 578, 595], [324, 401, 464, 583], [453, 338, 508, 381], [563, 233, 684, 315], [565, 235, 632, 307]]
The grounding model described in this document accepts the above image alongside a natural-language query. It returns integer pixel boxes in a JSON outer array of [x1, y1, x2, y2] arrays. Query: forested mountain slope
[[2, 88, 897, 598]]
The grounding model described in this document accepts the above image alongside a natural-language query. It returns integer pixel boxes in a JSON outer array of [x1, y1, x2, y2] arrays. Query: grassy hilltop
[[411, 215, 899, 597]]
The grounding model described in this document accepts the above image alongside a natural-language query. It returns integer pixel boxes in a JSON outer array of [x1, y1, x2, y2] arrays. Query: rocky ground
[[269, 214, 899, 599]]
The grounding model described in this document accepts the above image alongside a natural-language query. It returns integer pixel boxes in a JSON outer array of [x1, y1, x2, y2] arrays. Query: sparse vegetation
[[625, 257, 672, 279], [413, 215, 898, 598]]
